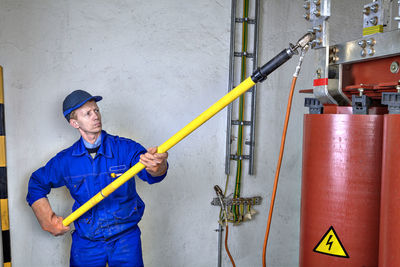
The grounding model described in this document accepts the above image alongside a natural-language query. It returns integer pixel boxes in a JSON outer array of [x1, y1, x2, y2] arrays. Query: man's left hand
[[139, 147, 168, 177]]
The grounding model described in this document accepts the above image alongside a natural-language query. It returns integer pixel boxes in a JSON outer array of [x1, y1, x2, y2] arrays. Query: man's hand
[[48, 213, 70, 236], [31, 198, 70, 236], [139, 147, 168, 177]]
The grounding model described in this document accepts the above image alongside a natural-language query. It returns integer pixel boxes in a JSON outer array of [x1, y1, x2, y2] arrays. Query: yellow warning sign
[[313, 226, 349, 258]]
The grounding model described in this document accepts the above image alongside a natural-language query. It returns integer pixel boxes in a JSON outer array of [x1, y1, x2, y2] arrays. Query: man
[[26, 90, 168, 267]]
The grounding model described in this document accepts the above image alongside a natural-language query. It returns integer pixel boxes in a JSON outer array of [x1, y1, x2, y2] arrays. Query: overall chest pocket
[[109, 165, 127, 176], [66, 175, 91, 204], [108, 165, 130, 198]]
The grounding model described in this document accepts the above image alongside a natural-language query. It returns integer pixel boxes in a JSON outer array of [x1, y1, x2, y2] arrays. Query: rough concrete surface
[[0, 0, 367, 266]]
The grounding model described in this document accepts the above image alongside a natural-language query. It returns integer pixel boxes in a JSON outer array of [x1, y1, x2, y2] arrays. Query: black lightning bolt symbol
[[326, 234, 334, 250]]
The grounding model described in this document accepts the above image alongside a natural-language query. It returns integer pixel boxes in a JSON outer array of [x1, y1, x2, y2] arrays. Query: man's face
[[70, 100, 102, 135]]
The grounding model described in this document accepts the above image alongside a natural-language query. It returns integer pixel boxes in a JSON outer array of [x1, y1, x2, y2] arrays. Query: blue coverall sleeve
[[26, 156, 66, 206], [128, 142, 168, 184]]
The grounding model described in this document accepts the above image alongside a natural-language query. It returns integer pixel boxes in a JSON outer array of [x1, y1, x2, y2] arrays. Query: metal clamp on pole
[[251, 33, 314, 83]]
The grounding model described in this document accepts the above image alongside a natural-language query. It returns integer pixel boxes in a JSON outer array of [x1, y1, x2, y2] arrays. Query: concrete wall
[[0, 0, 367, 266]]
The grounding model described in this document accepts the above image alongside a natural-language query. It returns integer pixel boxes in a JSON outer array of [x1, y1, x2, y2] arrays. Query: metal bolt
[[397, 79, 400, 92], [313, 25, 322, 32], [303, 2, 310, 9], [311, 39, 321, 47], [369, 16, 378, 25], [304, 13, 310, 20], [360, 49, 367, 57], [329, 54, 339, 63], [397, 79, 400, 93], [313, 10, 321, 17], [329, 47, 339, 63], [313, 0, 320, 5], [371, 4, 379, 13], [316, 68, 322, 78], [367, 47, 375, 56], [366, 38, 376, 46], [363, 7, 370, 15], [358, 40, 366, 48], [390, 61, 400, 74], [358, 88, 364, 96]]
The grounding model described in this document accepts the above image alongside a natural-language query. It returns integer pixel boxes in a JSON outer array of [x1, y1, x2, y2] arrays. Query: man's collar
[[82, 134, 102, 149], [96, 131, 113, 158], [72, 130, 113, 158]]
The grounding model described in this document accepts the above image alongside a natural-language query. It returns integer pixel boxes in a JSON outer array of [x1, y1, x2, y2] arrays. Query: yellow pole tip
[[110, 173, 116, 178]]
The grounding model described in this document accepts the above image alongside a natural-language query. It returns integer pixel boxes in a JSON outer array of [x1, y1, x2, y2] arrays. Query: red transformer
[[299, 29, 400, 267]]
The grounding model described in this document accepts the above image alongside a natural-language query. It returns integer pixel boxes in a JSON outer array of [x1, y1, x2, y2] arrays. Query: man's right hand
[[31, 198, 70, 236], [48, 213, 70, 236]]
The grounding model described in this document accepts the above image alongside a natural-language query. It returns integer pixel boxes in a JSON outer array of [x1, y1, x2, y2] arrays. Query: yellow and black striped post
[[0, 67, 11, 267]]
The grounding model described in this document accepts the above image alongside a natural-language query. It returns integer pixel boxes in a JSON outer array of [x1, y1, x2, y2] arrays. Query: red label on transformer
[[313, 78, 328, 86]]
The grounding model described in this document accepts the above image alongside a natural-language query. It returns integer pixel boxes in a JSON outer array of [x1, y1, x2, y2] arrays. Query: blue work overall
[[27, 130, 167, 266]]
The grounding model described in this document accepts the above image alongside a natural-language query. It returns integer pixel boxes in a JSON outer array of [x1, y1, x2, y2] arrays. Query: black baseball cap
[[63, 90, 102, 121]]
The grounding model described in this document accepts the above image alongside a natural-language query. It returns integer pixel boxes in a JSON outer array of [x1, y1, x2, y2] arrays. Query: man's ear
[[69, 119, 79, 129]]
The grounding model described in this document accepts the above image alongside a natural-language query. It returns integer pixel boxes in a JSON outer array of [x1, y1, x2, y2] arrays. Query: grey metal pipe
[[249, 0, 260, 175], [217, 224, 223, 267], [214, 185, 225, 267], [225, 0, 237, 175]]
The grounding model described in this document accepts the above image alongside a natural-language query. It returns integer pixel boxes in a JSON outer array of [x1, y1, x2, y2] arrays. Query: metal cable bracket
[[231, 120, 252, 126], [230, 154, 250, 160], [211, 196, 262, 207], [235, 17, 256, 24], [234, 51, 254, 58]]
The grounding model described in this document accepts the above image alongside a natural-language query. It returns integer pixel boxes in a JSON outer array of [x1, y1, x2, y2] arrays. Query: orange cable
[[225, 224, 236, 267], [262, 76, 298, 267]]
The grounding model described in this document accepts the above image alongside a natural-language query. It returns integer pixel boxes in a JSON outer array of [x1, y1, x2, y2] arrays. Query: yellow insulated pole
[[62, 33, 311, 226], [63, 77, 256, 226]]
